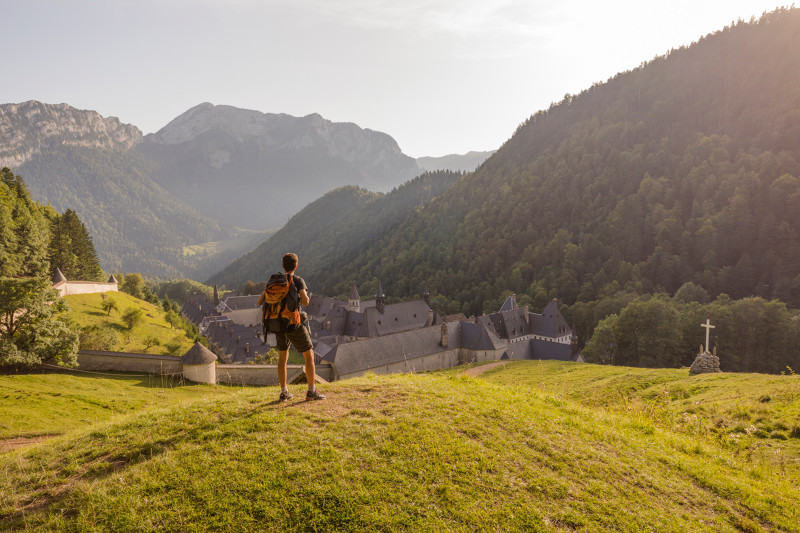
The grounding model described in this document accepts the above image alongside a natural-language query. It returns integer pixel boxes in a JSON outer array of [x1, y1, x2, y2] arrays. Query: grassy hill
[[1, 362, 799, 531], [64, 292, 195, 355], [0, 373, 238, 441]]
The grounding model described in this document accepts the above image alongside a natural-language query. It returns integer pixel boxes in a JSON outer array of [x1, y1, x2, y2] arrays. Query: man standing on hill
[[259, 252, 325, 401]]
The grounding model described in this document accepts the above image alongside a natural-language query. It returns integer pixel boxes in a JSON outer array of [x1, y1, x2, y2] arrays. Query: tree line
[[0, 167, 87, 366]]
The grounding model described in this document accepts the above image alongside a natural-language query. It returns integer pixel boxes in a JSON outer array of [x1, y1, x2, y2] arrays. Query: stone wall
[[56, 281, 118, 298], [77, 350, 182, 374], [216, 363, 336, 386], [338, 348, 464, 380]]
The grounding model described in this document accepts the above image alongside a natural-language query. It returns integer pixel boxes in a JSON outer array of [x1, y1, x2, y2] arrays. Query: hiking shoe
[[279, 390, 293, 401], [306, 389, 326, 401]]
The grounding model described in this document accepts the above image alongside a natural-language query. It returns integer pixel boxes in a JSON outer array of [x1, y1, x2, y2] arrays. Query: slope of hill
[[17, 145, 220, 276], [1, 366, 798, 531], [312, 8, 800, 315], [417, 150, 496, 172], [210, 170, 463, 292], [137, 103, 421, 229], [64, 292, 195, 355]]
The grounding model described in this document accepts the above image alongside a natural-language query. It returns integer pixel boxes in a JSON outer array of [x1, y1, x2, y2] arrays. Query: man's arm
[[299, 289, 310, 307]]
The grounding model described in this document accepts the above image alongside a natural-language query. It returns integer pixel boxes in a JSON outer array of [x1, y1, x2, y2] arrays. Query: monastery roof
[[503, 340, 534, 360], [324, 325, 446, 376], [360, 300, 436, 337], [349, 284, 360, 300], [499, 294, 517, 312], [530, 299, 571, 338], [220, 295, 260, 311], [375, 279, 385, 298], [531, 339, 576, 361], [459, 321, 506, 351], [231, 341, 270, 364]]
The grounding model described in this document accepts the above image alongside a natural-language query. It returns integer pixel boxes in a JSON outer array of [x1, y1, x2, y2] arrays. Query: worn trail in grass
[[2, 371, 798, 532]]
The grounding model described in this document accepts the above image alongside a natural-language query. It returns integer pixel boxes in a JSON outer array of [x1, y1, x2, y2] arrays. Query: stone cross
[[700, 319, 715, 354]]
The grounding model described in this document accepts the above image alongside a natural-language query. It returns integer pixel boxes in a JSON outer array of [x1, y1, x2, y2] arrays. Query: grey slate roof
[[499, 294, 517, 312], [108, 274, 119, 284], [181, 342, 217, 364], [530, 299, 571, 338], [230, 341, 271, 364], [503, 340, 534, 360], [221, 295, 260, 311], [531, 339, 576, 361], [459, 321, 505, 351], [359, 300, 436, 337], [375, 279, 385, 298], [324, 325, 447, 376], [307, 295, 346, 317], [349, 284, 360, 300]]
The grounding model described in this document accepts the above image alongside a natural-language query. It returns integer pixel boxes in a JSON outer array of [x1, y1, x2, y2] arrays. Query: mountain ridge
[[0, 101, 142, 169], [1, 101, 426, 276]]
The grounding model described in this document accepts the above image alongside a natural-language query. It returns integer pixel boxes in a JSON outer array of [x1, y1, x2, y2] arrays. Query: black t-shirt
[[290, 275, 307, 294]]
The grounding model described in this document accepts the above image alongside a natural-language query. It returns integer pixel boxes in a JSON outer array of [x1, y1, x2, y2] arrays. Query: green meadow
[[1, 363, 798, 532]]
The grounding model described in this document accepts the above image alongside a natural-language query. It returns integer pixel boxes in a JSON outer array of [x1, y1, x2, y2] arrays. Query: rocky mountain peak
[[0, 101, 142, 168], [145, 103, 409, 166]]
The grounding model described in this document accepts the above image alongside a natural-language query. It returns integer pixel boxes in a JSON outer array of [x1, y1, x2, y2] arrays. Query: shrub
[[121, 307, 144, 330], [79, 325, 120, 351]]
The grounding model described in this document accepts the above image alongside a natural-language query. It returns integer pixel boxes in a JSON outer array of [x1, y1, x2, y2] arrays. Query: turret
[[375, 278, 386, 313]]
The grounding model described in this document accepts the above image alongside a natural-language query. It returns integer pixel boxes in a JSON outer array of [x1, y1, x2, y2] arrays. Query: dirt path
[[0, 436, 56, 453], [459, 361, 510, 378]]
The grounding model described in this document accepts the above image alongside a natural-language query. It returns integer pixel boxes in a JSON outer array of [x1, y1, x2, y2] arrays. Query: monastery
[[181, 280, 583, 379]]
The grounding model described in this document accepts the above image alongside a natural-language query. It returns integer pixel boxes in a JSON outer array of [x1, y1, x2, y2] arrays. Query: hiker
[[258, 252, 325, 401]]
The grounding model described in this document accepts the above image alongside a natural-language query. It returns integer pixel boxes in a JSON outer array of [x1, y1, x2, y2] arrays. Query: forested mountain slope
[[18, 146, 220, 276], [314, 8, 800, 315], [211, 171, 463, 292]]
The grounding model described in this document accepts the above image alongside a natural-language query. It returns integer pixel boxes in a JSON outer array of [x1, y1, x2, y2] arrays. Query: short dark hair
[[282, 253, 298, 272]]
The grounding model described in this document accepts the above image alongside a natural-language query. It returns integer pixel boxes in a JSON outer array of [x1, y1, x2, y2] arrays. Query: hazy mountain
[[1, 101, 424, 277], [294, 8, 800, 316], [136, 103, 421, 230], [416, 150, 496, 172]]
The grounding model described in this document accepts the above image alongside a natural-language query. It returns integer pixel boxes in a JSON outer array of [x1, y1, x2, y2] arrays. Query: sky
[[4, 0, 786, 157]]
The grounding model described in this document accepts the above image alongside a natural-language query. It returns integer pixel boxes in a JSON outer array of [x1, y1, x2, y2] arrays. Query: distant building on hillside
[[51, 268, 118, 297]]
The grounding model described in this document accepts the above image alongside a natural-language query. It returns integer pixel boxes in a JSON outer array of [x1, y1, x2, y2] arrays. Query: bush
[[163, 337, 184, 356], [143, 336, 162, 352], [121, 307, 145, 330], [79, 325, 120, 351]]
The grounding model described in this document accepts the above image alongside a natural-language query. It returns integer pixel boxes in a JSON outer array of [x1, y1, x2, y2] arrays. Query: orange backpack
[[261, 273, 302, 333]]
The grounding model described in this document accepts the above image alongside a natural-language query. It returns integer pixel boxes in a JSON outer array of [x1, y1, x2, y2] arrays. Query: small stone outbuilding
[[181, 342, 217, 384]]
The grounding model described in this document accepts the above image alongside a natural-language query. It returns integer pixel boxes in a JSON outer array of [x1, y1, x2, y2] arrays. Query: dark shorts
[[276, 323, 313, 353]]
